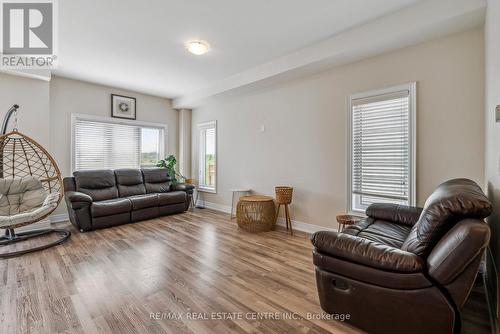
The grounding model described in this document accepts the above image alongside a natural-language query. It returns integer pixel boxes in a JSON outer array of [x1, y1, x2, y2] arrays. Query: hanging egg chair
[[0, 105, 70, 258]]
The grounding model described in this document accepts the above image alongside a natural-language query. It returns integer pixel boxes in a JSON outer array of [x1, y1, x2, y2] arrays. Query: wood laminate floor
[[0, 209, 492, 334]]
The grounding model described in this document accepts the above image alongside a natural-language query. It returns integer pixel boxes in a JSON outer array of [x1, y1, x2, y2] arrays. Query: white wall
[[192, 28, 485, 230], [49, 76, 178, 176], [178, 109, 192, 178], [0, 73, 50, 147], [49, 76, 178, 214], [485, 0, 500, 322]]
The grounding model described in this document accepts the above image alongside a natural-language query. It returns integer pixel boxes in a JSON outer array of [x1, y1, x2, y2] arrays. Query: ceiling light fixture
[[186, 40, 210, 55]]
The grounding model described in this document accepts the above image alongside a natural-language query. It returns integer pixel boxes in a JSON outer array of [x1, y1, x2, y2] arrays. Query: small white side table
[[230, 188, 251, 219]]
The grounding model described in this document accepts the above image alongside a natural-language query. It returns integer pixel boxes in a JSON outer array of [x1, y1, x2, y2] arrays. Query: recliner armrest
[[427, 219, 490, 285], [366, 203, 423, 226], [65, 191, 93, 204], [172, 183, 195, 194], [311, 231, 424, 273]]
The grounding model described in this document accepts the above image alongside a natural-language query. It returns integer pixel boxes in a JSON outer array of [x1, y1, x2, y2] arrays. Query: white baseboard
[[197, 200, 338, 234], [196, 200, 232, 214], [275, 217, 338, 234], [49, 213, 69, 223]]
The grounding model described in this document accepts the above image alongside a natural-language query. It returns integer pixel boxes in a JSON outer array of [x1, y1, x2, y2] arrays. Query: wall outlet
[[496, 105, 500, 122], [260, 124, 266, 132]]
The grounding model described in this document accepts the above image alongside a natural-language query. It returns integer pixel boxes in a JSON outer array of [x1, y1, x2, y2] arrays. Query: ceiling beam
[[0, 69, 52, 82], [173, 0, 485, 109]]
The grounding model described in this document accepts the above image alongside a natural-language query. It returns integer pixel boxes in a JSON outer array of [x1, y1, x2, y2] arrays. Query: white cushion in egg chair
[[0, 177, 59, 228]]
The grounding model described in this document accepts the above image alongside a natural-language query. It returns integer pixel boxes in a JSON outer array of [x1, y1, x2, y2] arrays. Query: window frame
[[347, 82, 417, 215], [71, 113, 167, 172], [197, 120, 217, 193]]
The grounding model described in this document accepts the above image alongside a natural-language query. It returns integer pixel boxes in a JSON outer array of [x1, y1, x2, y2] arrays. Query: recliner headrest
[[141, 168, 171, 183], [73, 170, 118, 201], [402, 178, 492, 256], [74, 170, 116, 189], [115, 169, 143, 186], [141, 168, 172, 193]]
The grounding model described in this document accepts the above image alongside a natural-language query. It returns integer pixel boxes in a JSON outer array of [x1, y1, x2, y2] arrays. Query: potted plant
[[156, 155, 189, 184]]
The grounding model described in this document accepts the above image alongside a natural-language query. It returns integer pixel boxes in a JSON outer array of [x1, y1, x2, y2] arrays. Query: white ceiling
[[174, 0, 485, 108], [54, 0, 423, 99]]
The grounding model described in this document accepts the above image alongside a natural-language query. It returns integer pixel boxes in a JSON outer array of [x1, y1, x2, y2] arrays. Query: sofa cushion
[[142, 168, 172, 193], [312, 250, 432, 289], [158, 191, 186, 205], [74, 170, 118, 201], [128, 194, 159, 210], [343, 218, 411, 248], [402, 178, 492, 257], [311, 231, 424, 273], [115, 169, 146, 197], [91, 198, 132, 217]]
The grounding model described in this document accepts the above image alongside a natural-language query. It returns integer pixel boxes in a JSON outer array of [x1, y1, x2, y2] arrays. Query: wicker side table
[[336, 214, 363, 232], [236, 195, 276, 233]]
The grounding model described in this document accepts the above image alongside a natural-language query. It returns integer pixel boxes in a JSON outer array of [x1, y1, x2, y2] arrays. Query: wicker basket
[[236, 195, 276, 233], [275, 186, 293, 204]]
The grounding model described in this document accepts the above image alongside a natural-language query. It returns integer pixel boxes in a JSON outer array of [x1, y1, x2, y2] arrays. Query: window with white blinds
[[72, 115, 165, 171], [348, 84, 416, 213]]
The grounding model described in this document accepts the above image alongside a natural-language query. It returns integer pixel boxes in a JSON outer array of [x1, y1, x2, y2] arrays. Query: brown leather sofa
[[311, 179, 492, 334], [63, 168, 194, 231]]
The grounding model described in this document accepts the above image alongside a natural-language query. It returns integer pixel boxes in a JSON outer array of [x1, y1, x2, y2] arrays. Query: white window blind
[[72, 116, 164, 171], [349, 84, 415, 213]]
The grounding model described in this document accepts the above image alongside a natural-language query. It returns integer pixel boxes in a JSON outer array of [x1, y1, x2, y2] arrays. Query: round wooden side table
[[236, 195, 276, 233], [336, 214, 363, 232]]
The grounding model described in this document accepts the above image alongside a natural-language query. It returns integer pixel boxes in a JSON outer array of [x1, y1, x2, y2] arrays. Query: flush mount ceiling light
[[186, 40, 210, 55]]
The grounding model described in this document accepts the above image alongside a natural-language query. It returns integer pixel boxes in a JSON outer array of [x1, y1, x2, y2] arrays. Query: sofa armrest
[[65, 191, 93, 206], [172, 183, 195, 194], [366, 203, 423, 226], [311, 231, 424, 272]]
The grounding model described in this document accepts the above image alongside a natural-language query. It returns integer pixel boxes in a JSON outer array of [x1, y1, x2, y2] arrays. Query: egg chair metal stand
[[0, 105, 70, 258]]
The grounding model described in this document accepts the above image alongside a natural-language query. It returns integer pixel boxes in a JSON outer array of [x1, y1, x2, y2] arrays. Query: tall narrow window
[[198, 121, 217, 192], [72, 114, 165, 171], [348, 83, 416, 213]]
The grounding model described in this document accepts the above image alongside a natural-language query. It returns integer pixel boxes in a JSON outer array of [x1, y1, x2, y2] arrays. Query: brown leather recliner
[[311, 179, 492, 334], [63, 168, 194, 231]]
